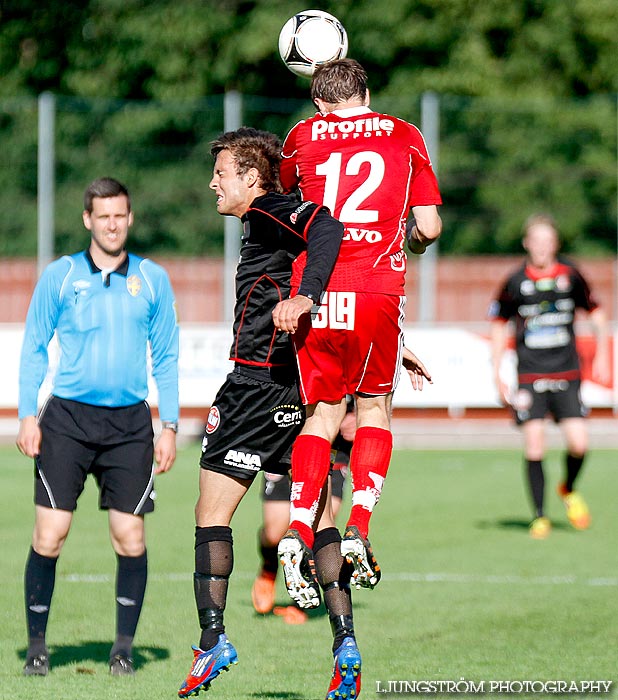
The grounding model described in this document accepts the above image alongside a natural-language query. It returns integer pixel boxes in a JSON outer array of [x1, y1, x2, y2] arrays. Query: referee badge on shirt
[[127, 275, 142, 296]]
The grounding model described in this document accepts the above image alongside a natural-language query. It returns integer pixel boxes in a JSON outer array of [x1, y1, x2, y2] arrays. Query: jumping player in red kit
[[272, 60, 442, 691]]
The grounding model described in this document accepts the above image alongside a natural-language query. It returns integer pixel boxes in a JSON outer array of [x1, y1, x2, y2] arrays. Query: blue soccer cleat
[[326, 637, 361, 699], [178, 634, 238, 697]]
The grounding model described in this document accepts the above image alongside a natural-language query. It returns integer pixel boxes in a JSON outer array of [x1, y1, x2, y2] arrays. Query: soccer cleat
[[23, 651, 49, 676], [557, 484, 591, 530], [273, 605, 308, 624], [341, 525, 381, 589], [178, 635, 238, 698], [251, 571, 276, 614], [278, 529, 321, 609], [326, 637, 361, 699], [529, 516, 551, 540], [109, 653, 135, 676]]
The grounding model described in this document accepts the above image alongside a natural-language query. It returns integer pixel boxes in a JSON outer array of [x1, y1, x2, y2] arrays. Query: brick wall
[[2, 256, 615, 324]]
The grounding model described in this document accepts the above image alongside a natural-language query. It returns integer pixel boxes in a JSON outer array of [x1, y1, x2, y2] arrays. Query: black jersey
[[489, 259, 599, 380], [230, 192, 343, 368]]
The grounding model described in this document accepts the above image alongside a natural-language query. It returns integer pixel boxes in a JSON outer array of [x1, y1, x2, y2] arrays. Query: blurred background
[[0, 0, 616, 422]]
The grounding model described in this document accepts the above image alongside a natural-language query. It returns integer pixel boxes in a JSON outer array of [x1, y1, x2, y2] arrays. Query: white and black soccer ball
[[278, 9, 348, 78]]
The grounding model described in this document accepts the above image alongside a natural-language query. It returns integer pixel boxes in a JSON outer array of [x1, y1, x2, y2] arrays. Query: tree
[[0, 0, 616, 256]]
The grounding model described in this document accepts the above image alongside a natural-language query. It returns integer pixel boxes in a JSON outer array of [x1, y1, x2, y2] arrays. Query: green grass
[[1, 444, 616, 700]]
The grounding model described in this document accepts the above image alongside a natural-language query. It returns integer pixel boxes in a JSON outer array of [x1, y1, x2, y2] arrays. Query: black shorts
[[200, 366, 304, 481], [512, 378, 588, 425], [262, 461, 348, 502], [36, 396, 155, 514]]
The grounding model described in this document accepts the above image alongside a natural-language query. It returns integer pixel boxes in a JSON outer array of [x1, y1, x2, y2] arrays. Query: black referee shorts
[[35, 396, 155, 515], [200, 366, 304, 481]]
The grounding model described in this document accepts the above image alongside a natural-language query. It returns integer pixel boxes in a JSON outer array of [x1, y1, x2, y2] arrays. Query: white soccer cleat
[[278, 529, 321, 609], [341, 525, 381, 590]]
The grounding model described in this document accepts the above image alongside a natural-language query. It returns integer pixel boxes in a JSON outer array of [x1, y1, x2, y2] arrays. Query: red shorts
[[292, 292, 405, 405]]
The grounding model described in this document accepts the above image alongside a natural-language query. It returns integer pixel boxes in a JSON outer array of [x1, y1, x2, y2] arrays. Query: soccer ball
[[278, 9, 348, 78]]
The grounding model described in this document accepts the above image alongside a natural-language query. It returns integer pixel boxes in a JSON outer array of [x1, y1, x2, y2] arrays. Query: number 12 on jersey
[[317, 151, 384, 223]]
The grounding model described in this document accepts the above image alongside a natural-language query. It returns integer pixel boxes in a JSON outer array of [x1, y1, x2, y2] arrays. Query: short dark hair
[[523, 213, 559, 236], [210, 127, 282, 193], [84, 177, 130, 213], [311, 58, 368, 105]]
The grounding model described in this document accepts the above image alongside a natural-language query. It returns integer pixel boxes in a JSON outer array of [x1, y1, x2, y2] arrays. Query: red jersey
[[282, 106, 442, 295]]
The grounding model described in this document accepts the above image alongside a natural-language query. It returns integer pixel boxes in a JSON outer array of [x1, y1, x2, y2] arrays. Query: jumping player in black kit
[[177, 127, 344, 697], [489, 214, 610, 539]]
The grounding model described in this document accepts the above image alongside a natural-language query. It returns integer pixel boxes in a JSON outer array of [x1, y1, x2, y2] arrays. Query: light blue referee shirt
[[18, 250, 179, 422]]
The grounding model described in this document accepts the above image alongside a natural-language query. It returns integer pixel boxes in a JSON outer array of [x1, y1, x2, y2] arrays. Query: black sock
[[526, 459, 545, 518], [314, 527, 354, 653], [194, 526, 233, 651], [111, 551, 148, 659], [565, 453, 585, 492], [257, 527, 279, 577], [24, 548, 58, 654]]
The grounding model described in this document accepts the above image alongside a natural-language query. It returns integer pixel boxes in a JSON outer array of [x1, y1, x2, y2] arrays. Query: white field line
[[59, 571, 618, 587]]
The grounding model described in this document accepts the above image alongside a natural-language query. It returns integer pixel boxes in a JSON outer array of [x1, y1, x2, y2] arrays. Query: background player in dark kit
[[489, 213, 610, 539]]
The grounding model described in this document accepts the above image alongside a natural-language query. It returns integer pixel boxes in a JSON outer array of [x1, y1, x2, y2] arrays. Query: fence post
[[37, 91, 55, 277], [223, 90, 243, 322], [418, 91, 440, 323]]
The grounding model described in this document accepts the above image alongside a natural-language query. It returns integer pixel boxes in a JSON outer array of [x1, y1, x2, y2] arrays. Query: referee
[[16, 177, 179, 677]]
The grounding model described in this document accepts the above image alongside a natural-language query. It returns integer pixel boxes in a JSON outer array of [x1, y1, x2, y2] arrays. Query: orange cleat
[[251, 571, 276, 614], [557, 484, 591, 530]]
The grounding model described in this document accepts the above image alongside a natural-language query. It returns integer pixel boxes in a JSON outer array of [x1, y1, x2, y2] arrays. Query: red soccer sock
[[347, 426, 393, 539], [288, 434, 332, 549]]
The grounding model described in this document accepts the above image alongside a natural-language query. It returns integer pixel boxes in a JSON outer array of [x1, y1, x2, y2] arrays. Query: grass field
[[1, 443, 616, 700]]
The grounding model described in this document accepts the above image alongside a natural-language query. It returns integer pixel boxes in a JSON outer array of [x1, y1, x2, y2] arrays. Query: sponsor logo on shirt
[[291, 201, 313, 224], [311, 116, 395, 141], [555, 274, 571, 292], [520, 279, 536, 296], [127, 275, 142, 296], [342, 227, 382, 243], [390, 249, 406, 272]]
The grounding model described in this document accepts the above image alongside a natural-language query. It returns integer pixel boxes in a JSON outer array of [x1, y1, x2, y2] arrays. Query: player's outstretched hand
[[154, 429, 176, 474], [272, 294, 314, 334], [402, 346, 432, 391]]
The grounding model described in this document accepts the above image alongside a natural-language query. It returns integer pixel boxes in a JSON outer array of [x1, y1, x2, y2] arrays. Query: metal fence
[[1, 90, 616, 322]]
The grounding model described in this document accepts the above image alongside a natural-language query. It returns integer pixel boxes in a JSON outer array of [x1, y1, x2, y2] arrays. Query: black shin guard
[[24, 548, 58, 654], [526, 459, 545, 518], [112, 550, 148, 659], [314, 528, 355, 652], [194, 526, 233, 651]]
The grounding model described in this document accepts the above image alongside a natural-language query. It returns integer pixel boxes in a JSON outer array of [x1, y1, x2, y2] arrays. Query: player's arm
[[589, 306, 611, 386], [272, 207, 344, 334], [146, 263, 179, 473], [407, 205, 442, 255], [16, 263, 64, 458], [489, 319, 511, 405]]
